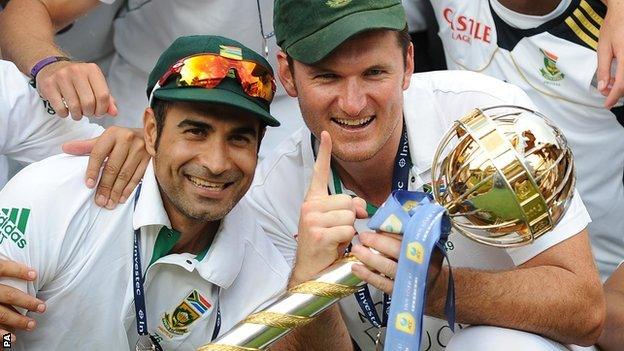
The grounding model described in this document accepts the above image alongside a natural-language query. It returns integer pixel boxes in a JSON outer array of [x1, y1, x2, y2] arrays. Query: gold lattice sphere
[[431, 106, 575, 247]]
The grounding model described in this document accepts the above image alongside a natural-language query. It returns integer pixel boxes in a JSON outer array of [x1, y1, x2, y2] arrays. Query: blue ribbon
[[368, 190, 454, 350]]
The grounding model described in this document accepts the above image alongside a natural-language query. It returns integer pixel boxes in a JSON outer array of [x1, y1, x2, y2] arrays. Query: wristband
[[29, 56, 71, 88]]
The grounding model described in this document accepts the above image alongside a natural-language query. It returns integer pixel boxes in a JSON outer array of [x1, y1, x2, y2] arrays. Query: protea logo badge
[[326, 0, 352, 8], [0, 208, 29, 249], [159, 290, 211, 338], [539, 48, 565, 81]]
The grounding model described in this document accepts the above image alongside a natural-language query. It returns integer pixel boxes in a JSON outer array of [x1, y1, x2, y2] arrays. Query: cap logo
[[326, 0, 352, 8], [219, 45, 243, 60]]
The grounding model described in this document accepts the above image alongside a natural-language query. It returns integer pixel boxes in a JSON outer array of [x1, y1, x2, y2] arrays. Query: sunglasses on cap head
[[148, 53, 276, 105]]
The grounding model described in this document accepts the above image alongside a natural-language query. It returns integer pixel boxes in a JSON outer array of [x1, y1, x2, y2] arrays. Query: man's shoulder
[[1, 154, 92, 200], [0, 60, 26, 83], [252, 127, 310, 190], [224, 198, 290, 273], [0, 60, 36, 109], [409, 70, 525, 100]]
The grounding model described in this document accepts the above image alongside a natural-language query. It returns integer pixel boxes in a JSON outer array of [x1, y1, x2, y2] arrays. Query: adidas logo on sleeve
[[0, 208, 29, 249]]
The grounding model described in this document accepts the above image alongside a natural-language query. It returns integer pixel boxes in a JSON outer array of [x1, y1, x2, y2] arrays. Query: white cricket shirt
[[248, 70, 591, 350], [0, 60, 103, 188], [0, 156, 289, 350], [430, 0, 624, 278]]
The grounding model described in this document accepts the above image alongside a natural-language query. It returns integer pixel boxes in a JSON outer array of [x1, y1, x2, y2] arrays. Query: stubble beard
[[161, 183, 238, 223]]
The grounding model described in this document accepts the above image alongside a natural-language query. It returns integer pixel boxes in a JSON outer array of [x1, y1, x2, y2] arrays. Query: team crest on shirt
[[326, 0, 351, 8], [539, 48, 565, 82], [158, 290, 212, 338]]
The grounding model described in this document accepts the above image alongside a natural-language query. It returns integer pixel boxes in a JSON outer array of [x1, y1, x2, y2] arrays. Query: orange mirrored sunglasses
[[158, 53, 276, 103]]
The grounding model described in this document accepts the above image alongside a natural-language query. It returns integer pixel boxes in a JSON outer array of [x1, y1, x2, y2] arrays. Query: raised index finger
[[306, 131, 333, 200]]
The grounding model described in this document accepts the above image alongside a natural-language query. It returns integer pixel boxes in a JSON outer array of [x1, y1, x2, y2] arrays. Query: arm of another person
[[353, 206, 605, 346], [598, 262, 624, 350], [1, 61, 148, 207], [597, 0, 624, 108], [0, 260, 45, 341], [0, 162, 77, 346], [0, 0, 117, 119], [352, 75, 604, 346]]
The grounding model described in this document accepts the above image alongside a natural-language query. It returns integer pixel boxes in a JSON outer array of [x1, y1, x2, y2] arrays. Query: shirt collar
[[194, 199, 249, 288], [134, 159, 247, 289], [133, 159, 171, 230]]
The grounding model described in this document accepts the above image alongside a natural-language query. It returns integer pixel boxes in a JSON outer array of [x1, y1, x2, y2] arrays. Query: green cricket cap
[[147, 35, 280, 127], [274, 0, 406, 64]]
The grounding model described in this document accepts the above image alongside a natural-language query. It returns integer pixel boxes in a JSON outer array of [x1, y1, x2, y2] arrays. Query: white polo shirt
[[430, 0, 624, 278], [0, 156, 289, 350], [248, 70, 591, 350], [0, 60, 103, 188]]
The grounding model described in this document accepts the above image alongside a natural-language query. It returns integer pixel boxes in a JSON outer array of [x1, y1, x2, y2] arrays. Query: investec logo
[[0, 208, 29, 249]]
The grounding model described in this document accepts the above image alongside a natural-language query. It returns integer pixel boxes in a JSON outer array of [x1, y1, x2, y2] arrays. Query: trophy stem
[[198, 255, 365, 351]]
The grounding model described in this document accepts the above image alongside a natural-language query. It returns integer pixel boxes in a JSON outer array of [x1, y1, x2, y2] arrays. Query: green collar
[[148, 226, 210, 266], [331, 168, 378, 217]]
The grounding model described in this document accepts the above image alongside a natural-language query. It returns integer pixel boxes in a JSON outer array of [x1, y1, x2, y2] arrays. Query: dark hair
[[151, 98, 173, 149], [287, 26, 411, 72]]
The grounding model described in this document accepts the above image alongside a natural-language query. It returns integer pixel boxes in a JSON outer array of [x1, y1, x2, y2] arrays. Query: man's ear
[[403, 42, 415, 90], [277, 50, 298, 97], [143, 107, 158, 156]]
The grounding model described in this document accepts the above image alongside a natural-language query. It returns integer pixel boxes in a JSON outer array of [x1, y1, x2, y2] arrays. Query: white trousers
[[445, 326, 596, 351]]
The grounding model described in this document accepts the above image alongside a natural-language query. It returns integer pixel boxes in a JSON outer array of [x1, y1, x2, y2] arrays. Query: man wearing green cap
[[249, 0, 605, 349], [0, 35, 293, 350]]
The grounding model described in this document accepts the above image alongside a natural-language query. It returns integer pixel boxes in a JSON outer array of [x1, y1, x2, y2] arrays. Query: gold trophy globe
[[198, 105, 576, 351], [431, 105, 575, 247]]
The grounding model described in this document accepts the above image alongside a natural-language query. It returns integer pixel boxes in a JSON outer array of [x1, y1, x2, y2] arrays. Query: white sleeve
[[0, 156, 97, 306], [432, 71, 538, 122], [246, 143, 309, 267], [0, 61, 104, 164], [246, 183, 300, 267]]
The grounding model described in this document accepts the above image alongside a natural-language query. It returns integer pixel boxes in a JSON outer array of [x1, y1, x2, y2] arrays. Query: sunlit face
[[144, 102, 261, 223], [278, 30, 413, 162]]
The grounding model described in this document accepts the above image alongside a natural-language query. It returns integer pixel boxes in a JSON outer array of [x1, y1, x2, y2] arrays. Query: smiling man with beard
[[0, 35, 292, 350]]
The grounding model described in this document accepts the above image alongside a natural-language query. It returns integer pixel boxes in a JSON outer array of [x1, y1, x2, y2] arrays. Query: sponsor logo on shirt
[[0, 208, 29, 249], [539, 48, 565, 82], [158, 290, 211, 338], [442, 8, 492, 44]]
